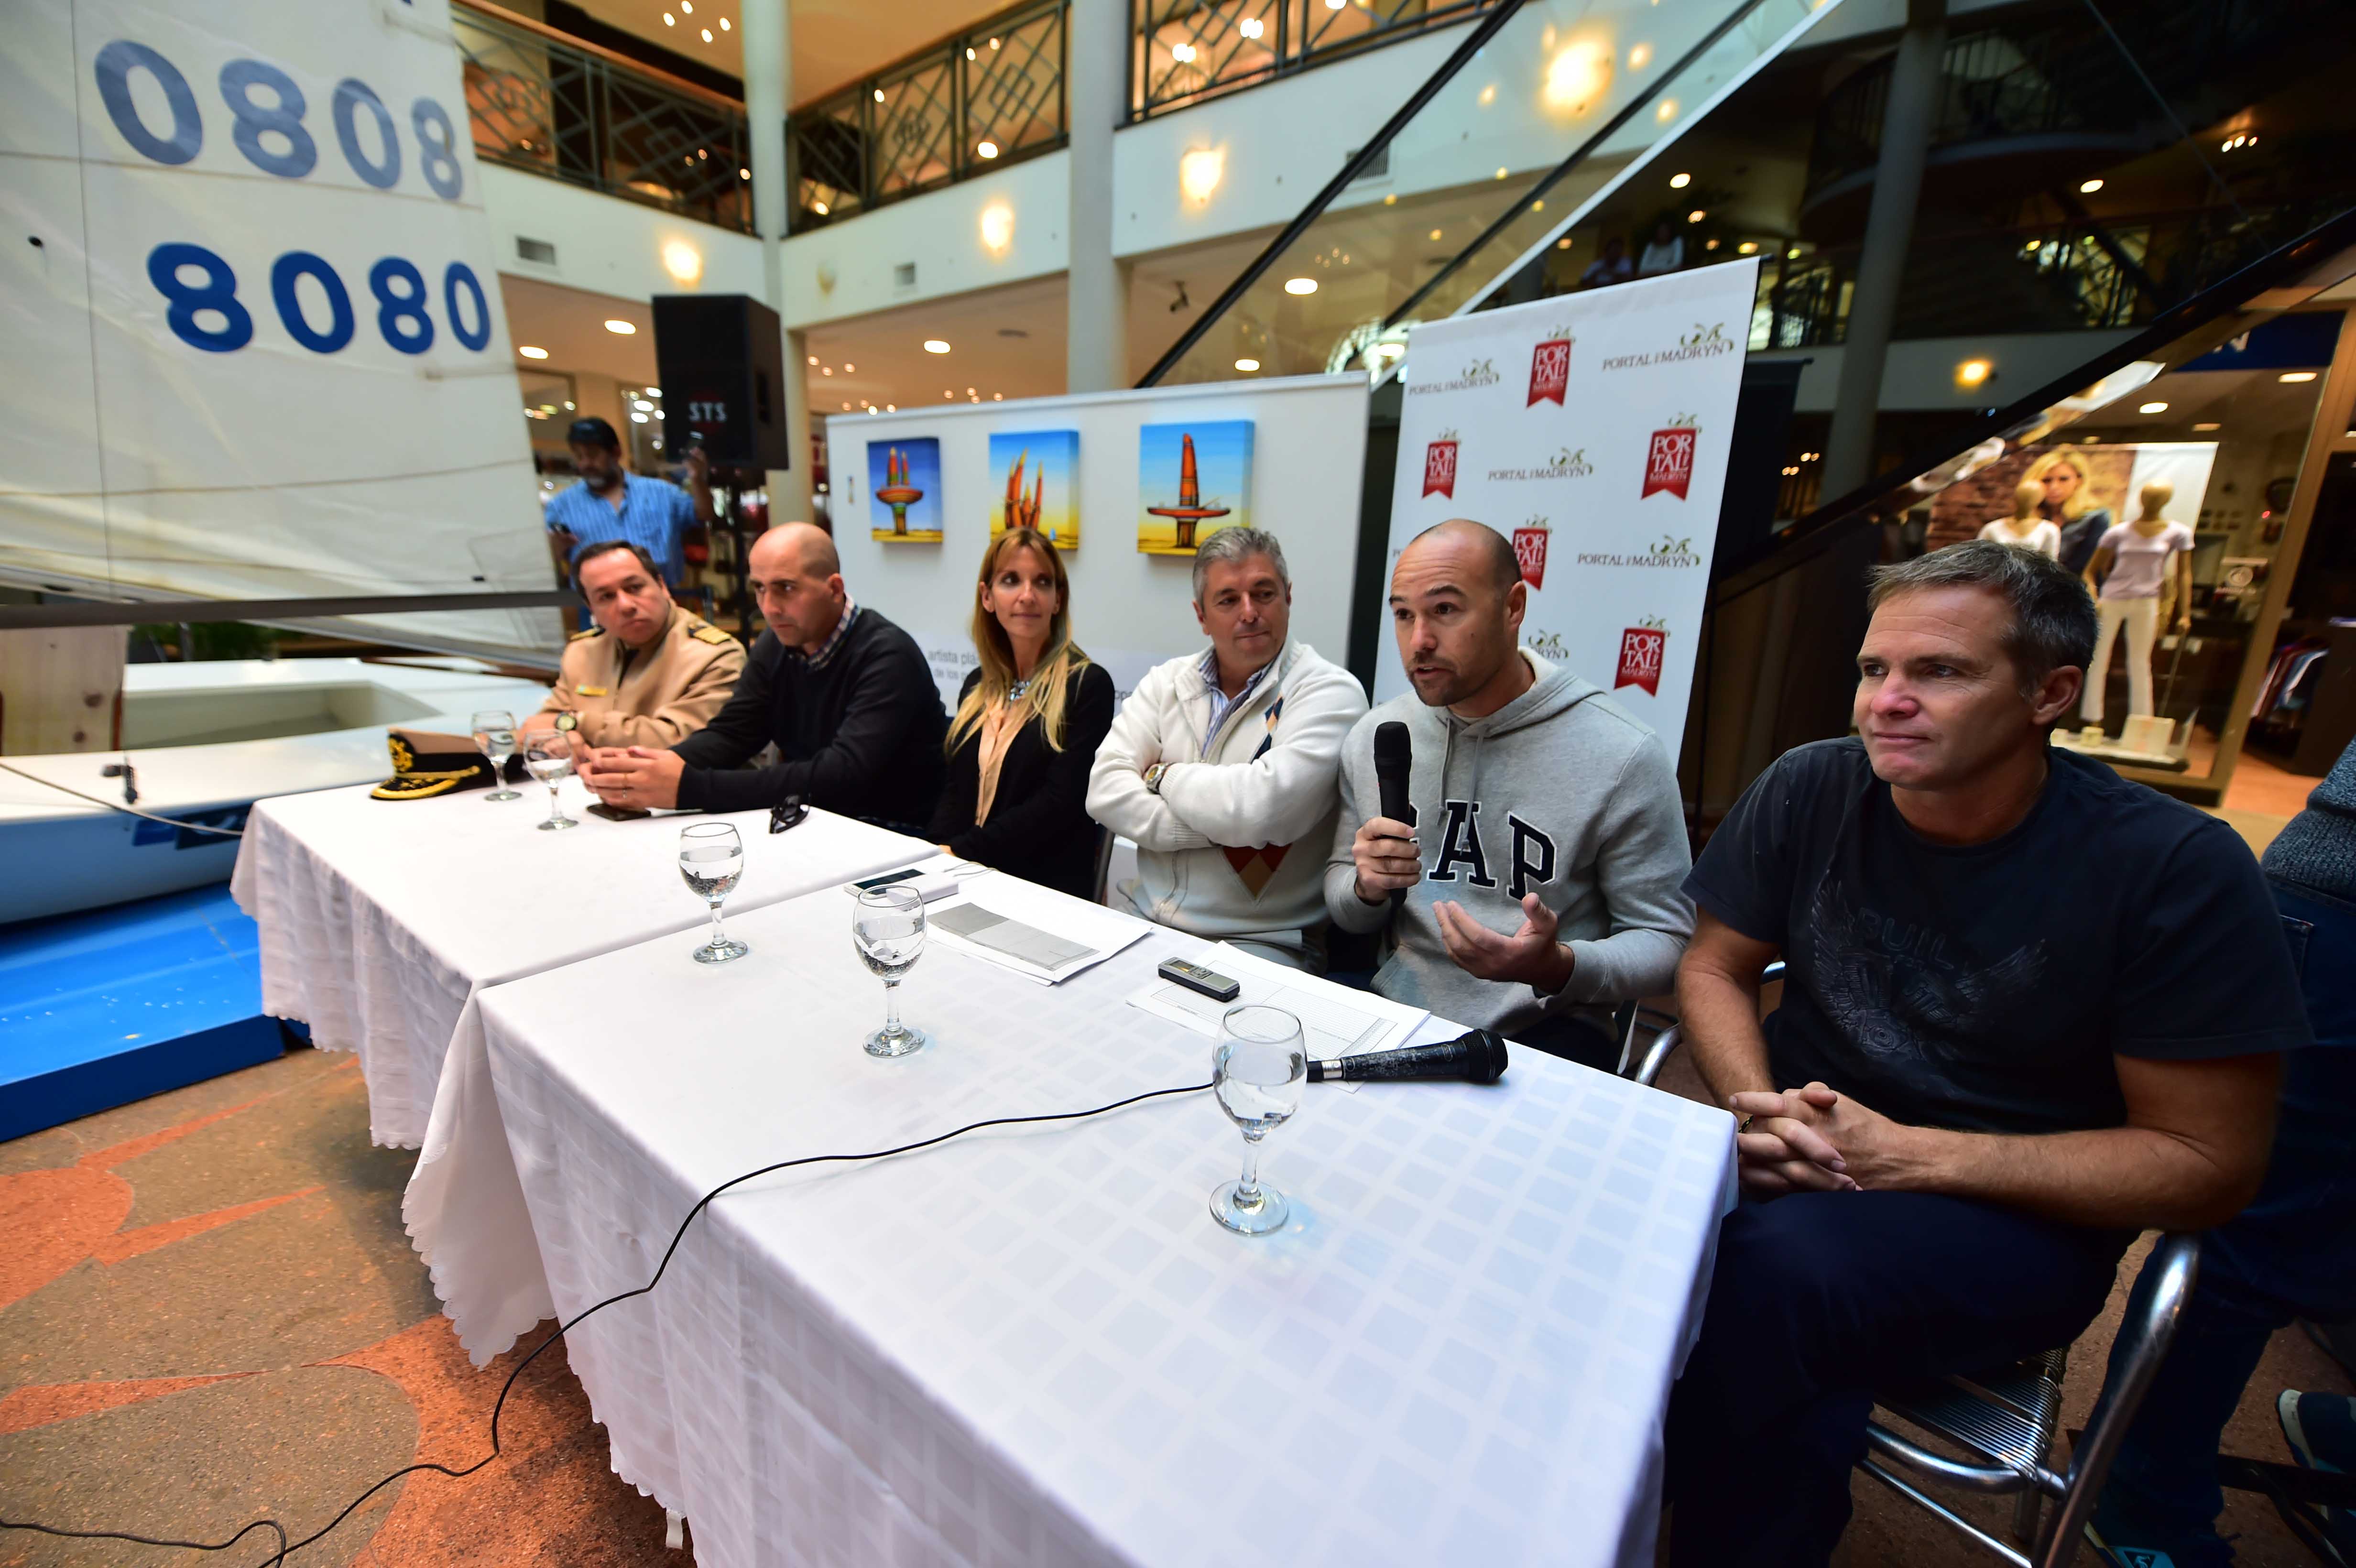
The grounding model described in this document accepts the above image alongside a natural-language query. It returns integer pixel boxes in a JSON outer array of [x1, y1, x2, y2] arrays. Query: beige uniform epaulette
[[568, 626, 603, 641], [539, 605, 744, 748]]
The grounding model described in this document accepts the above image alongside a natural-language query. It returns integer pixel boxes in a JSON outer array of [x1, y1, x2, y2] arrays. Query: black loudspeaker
[[652, 294, 791, 474]]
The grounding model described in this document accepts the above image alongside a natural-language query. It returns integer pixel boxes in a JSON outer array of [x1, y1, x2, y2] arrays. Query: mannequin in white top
[[1978, 479, 2062, 558], [2080, 480, 2195, 725]]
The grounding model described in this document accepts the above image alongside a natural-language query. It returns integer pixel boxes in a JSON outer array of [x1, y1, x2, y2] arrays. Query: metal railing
[[453, 0, 753, 233], [1131, 0, 1502, 120], [1750, 199, 2354, 349], [788, 0, 1066, 233]]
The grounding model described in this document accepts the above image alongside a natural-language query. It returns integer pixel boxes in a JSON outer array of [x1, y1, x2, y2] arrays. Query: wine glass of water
[[851, 885, 927, 1057], [472, 709, 520, 802], [522, 734, 577, 831], [1210, 1005, 1306, 1236], [679, 821, 748, 963]]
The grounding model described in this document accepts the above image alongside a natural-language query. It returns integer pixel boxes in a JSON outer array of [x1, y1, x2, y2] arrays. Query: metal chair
[[1630, 969, 2203, 1568]]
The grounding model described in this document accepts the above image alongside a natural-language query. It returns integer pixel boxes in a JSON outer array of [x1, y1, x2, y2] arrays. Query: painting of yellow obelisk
[[987, 430, 1080, 549], [1137, 420, 1252, 555]]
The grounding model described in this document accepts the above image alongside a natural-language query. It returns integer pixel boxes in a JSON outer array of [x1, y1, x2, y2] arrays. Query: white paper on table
[[924, 879, 1148, 985], [1125, 941, 1429, 1091]]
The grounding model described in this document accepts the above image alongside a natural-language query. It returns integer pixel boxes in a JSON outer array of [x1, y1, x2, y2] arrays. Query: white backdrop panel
[[826, 374, 1371, 708], [1381, 262, 1761, 760]]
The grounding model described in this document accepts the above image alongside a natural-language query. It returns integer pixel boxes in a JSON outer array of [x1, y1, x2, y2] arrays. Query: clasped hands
[[1351, 816, 1574, 991], [1730, 1082, 1915, 1197], [578, 745, 686, 809]]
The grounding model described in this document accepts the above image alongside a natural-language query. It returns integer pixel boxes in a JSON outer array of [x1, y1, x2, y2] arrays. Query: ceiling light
[[821, 366, 832, 375], [661, 239, 702, 283], [977, 139, 1000, 159], [1656, 98, 1678, 122], [633, 399, 654, 412], [873, 88, 884, 102], [1240, 17, 1264, 38], [663, 10, 674, 22], [989, 36, 999, 48], [1429, 228, 1443, 241], [1179, 145, 1224, 204], [1669, 171, 1691, 189], [886, 403, 895, 411], [841, 401, 850, 410], [701, 28, 712, 41], [604, 319, 636, 335], [842, 364, 852, 373], [644, 387, 660, 397], [2281, 370, 2318, 382], [966, 386, 976, 395], [1284, 277, 1316, 294], [1544, 39, 1610, 114], [1955, 357, 1992, 388], [1556, 238, 1571, 250], [1494, 167, 1507, 180], [1325, 0, 1343, 9], [979, 200, 1014, 252], [631, 412, 649, 423], [680, 1, 690, 11], [2138, 401, 2168, 414], [518, 345, 548, 360], [807, 354, 818, 364], [1172, 42, 1195, 62], [1234, 357, 1260, 372], [2192, 422, 2219, 431], [1687, 209, 1705, 223], [1628, 42, 1653, 69], [966, 46, 976, 58], [563, 401, 574, 410], [1477, 84, 1496, 106], [924, 339, 951, 354], [813, 200, 829, 215], [992, 392, 1002, 401], [719, 16, 728, 28], [1737, 241, 1757, 255], [1383, 193, 1396, 204], [739, 167, 749, 179], [2079, 177, 2104, 194]]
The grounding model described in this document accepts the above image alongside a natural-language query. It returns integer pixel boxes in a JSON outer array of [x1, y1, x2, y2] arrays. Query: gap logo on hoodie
[[1426, 801, 1559, 901]]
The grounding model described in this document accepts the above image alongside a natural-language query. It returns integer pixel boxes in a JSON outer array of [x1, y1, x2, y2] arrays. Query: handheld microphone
[[1308, 1028, 1508, 1085], [1372, 721, 1416, 914]]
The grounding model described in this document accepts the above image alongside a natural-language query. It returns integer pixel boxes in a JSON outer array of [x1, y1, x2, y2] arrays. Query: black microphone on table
[[1372, 720, 1416, 915], [1307, 1028, 1508, 1085]]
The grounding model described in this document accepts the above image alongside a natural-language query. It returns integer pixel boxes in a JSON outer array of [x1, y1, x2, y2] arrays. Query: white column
[[1065, 0, 1129, 393], [741, 0, 812, 521]]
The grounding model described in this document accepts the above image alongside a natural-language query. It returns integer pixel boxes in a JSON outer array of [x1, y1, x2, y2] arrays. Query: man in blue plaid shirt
[[545, 416, 712, 590]]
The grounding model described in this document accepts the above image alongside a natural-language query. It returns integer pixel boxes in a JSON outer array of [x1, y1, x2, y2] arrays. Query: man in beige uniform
[[521, 540, 744, 750]]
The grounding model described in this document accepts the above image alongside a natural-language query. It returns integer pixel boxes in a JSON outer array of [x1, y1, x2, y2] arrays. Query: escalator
[[1139, 0, 2356, 814]]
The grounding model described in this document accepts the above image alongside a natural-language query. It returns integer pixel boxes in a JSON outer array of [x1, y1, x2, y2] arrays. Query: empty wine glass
[[1210, 1005, 1306, 1236], [679, 821, 747, 963], [472, 709, 521, 802], [523, 734, 577, 831], [851, 885, 927, 1057]]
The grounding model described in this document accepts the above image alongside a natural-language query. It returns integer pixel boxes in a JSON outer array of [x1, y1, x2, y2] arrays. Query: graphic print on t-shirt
[[1801, 871, 2051, 1071]]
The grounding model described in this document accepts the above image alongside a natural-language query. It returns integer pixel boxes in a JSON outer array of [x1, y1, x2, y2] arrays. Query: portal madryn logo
[[1422, 429, 1459, 499], [1573, 533, 1702, 569], [1411, 358, 1501, 395], [1487, 446, 1593, 483], [1527, 327, 1574, 406], [1512, 516, 1550, 590], [1601, 322, 1739, 371], [1643, 415, 1700, 500], [1525, 629, 1569, 660], [1616, 616, 1669, 697]]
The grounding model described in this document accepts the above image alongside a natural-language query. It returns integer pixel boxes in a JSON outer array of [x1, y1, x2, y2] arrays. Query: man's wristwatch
[[553, 712, 579, 733], [1144, 762, 1170, 795]]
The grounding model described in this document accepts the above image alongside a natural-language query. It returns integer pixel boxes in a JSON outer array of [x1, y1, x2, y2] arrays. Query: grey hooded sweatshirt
[[1323, 650, 1695, 1036]]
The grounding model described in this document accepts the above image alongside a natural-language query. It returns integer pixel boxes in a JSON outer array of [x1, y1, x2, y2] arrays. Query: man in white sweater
[[1088, 528, 1369, 969]]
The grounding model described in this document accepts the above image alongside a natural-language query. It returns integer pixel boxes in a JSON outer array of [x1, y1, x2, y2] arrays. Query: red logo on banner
[[1512, 520, 1550, 589], [1422, 438, 1458, 498], [1527, 338, 1572, 406], [1643, 425, 1697, 500], [1616, 624, 1668, 697]]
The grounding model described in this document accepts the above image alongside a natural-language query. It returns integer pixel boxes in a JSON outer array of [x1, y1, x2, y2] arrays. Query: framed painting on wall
[[1137, 420, 1252, 555], [988, 430, 1080, 550], [869, 438, 942, 543]]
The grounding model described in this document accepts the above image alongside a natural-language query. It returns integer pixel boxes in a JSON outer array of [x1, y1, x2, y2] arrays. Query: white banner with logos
[[1381, 260, 1760, 762], [0, 0, 554, 658]]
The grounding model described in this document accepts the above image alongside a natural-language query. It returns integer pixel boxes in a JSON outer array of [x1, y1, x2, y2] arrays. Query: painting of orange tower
[[987, 429, 1080, 548], [1137, 420, 1252, 555], [867, 438, 942, 543]]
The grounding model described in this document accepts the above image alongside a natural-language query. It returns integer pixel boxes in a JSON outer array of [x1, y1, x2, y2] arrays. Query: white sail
[[0, 0, 558, 660]]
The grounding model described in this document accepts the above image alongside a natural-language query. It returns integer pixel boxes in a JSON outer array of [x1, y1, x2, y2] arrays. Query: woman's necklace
[[1006, 675, 1033, 701]]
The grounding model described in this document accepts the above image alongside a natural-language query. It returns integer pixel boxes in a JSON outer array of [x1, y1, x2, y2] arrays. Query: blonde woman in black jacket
[[928, 529, 1115, 897]]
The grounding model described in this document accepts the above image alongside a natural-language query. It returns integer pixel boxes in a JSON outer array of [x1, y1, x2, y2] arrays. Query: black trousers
[[1664, 1190, 2129, 1568]]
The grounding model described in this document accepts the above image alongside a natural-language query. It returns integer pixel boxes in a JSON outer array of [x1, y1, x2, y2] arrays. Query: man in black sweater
[[580, 522, 946, 827]]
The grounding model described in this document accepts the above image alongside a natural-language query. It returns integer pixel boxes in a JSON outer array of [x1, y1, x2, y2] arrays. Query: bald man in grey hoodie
[[1325, 520, 1695, 1068]]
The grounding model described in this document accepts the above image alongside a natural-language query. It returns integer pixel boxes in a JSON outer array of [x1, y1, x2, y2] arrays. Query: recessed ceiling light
[[1556, 238, 1571, 250], [1429, 228, 1442, 241], [1234, 358, 1260, 372], [873, 88, 884, 103], [1737, 241, 1757, 254], [966, 386, 975, 395], [843, 363, 854, 372], [604, 319, 636, 335], [631, 412, 648, 423], [701, 28, 712, 42], [925, 339, 951, 354], [2079, 177, 2104, 193], [719, 16, 728, 28], [821, 366, 832, 375], [1494, 167, 1507, 179], [992, 393, 1002, 401], [1241, 17, 1264, 38], [1687, 209, 1705, 223], [1669, 171, 1691, 188], [977, 139, 1000, 159], [2138, 401, 2167, 414], [807, 355, 818, 365], [645, 387, 660, 397], [1172, 42, 1195, 62], [662, 10, 674, 22], [2192, 422, 2220, 431], [812, 200, 829, 215], [517, 345, 548, 359], [1955, 357, 1992, 388], [886, 403, 895, 411], [1284, 277, 1316, 294], [1628, 42, 1653, 69], [2280, 370, 2318, 382]]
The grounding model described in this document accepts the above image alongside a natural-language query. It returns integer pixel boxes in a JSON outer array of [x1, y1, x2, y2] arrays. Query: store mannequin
[[2080, 480, 2196, 727], [2027, 449, 2114, 577], [1978, 479, 2062, 558]]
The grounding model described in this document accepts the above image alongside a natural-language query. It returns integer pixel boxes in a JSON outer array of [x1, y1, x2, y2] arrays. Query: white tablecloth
[[230, 780, 927, 1147], [417, 878, 1738, 1568]]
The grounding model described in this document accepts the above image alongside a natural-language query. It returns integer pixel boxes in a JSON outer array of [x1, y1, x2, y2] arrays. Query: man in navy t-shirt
[[1663, 540, 2308, 1568]]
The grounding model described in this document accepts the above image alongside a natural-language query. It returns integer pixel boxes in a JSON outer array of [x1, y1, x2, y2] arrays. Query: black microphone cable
[[0, 1078, 1213, 1568]]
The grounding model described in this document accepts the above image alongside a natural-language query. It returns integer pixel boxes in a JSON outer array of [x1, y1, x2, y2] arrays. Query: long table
[[407, 876, 1738, 1568], [230, 779, 927, 1147]]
